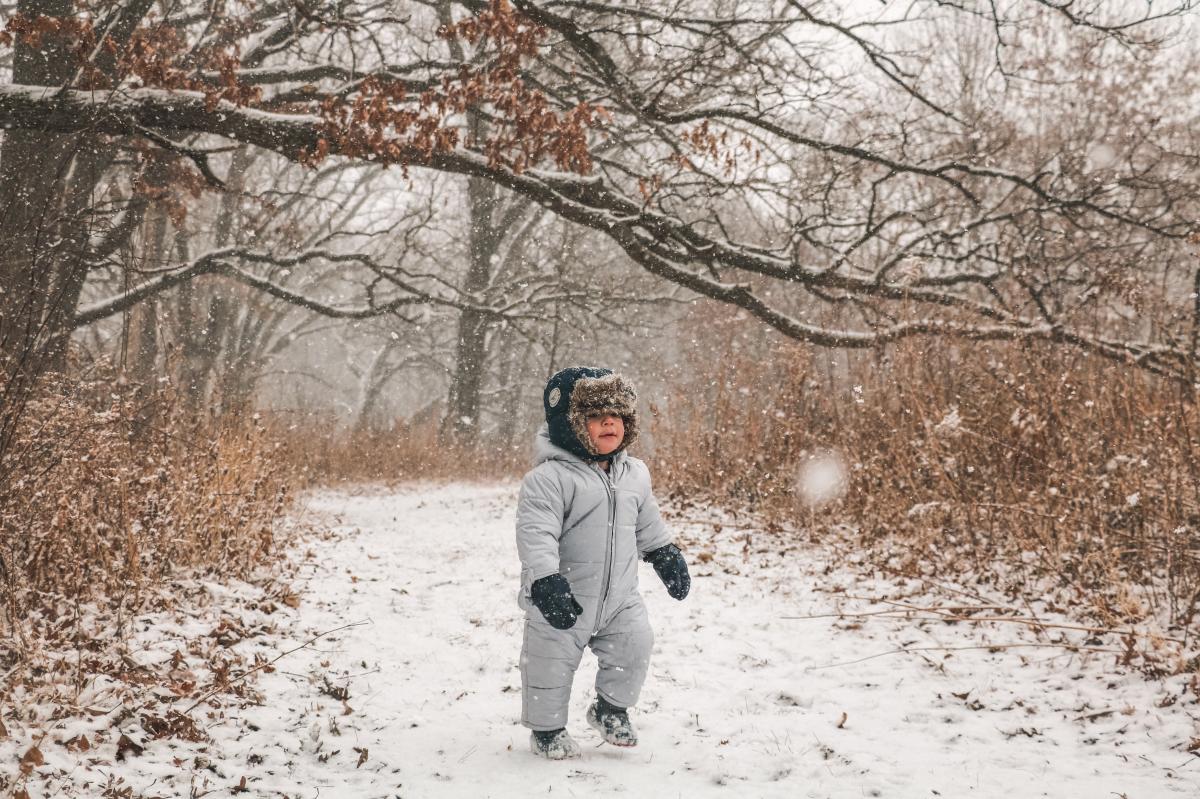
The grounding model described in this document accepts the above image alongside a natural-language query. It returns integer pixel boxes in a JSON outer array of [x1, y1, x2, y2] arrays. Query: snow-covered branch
[[2, 0, 1196, 388], [70, 247, 516, 329]]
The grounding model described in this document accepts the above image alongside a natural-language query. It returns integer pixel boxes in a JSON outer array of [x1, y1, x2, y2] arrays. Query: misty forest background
[[2, 0, 1200, 769]]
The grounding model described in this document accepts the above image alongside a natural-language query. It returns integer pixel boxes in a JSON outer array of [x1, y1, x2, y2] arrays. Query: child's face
[[586, 413, 625, 455]]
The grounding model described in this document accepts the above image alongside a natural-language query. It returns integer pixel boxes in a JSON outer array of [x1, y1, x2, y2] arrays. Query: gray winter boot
[[587, 696, 637, 747], [530, 728, 582, 760]]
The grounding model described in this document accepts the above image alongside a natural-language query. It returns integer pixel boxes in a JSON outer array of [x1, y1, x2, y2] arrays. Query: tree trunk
[[125, 198, 172, 440], [356, 340, 398, 433], [169, 147, 248, 418], [443, 172, 502, 447], [173, 230, 209, 416], [0, 0, 82, 384]]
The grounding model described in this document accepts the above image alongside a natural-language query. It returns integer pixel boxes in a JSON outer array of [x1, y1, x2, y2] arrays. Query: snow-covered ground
[[6, 482, 1199, 797]]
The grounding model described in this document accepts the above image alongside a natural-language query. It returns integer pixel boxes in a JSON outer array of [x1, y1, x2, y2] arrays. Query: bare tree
[[1, 0, 1197, 408]]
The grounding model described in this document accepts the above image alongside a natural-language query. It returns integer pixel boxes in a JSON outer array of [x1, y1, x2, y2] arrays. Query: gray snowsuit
[[515, 424, 672, 730]]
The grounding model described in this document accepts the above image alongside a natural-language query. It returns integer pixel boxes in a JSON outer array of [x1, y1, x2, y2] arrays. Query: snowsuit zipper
[[592, 461, 617, 636], [517, 425, 671, 730]]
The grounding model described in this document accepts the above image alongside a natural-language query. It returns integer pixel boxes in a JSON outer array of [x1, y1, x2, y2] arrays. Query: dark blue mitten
[[530, 574, 584, 629], [644, 543, 691, 600]]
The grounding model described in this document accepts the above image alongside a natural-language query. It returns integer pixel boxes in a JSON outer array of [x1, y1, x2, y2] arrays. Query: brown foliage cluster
[[678, 120, 761, 178], [637, 120, 760, 200], [1, 13, 261, 109], [0, 11, 93, 52], [121, 23, 263, 110], [653, 303, 1200, 646], [0, 376, 288, 655], [440, 0, 607, 174], [301, 0, 606, 174], [298, 75, 463, 169], [2, 2, 604, 176]]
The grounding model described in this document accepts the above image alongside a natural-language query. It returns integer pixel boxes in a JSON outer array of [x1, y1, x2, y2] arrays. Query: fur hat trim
[[567, 373, 639, 456]]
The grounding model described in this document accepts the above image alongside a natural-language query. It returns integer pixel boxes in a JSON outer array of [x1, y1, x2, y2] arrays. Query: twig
[[134, 125, 231, 189], [785, 604, 1188, 645], [874, 598, 1188, 645], [180, 619, 371, 715], [837, 598, 1008, 612], [784, 608, 997, 621], [1021, 595, 1048, 642], [1074, 709, 1116, 722], [807, 642, 1122, 670]]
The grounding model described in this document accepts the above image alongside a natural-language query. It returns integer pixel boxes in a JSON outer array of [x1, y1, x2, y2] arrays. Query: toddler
[[515, 366, 690, 759]]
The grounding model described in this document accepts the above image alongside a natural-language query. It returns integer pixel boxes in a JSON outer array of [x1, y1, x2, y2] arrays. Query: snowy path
[[202, 482, 1195, 799], [25, 483, 1193, 797]]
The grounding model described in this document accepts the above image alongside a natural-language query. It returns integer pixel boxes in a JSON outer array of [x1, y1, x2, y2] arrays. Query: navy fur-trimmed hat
[[544, 366, 639, 460]]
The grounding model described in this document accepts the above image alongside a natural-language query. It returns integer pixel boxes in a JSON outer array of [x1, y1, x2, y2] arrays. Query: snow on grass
[[6, 482, 1198, 797]]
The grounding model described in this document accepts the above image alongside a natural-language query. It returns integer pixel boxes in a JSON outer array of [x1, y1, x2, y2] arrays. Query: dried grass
[[0, 372, 290, 690], [653, 302, 1200, 650], [269, 413, 526, 486]]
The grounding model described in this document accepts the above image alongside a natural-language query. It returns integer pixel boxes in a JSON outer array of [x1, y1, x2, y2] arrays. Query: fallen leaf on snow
[[64, 734, 90, 752], [116, 734, 144, 761], [19, 745, 45, 775]]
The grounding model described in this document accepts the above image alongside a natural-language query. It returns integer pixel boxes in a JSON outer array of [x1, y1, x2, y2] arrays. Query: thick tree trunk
[[437, 1, 501, 449], [170, 147, 249, 418], [1, 0, 157, 392], [44, 145, 119, 371], [443, 174, 501, 447], [0, 0, 82, 383]]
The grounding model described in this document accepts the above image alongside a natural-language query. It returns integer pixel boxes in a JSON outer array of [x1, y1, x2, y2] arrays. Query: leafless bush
[[654, 303, 1200, 639], [0, 373, 289, 666]]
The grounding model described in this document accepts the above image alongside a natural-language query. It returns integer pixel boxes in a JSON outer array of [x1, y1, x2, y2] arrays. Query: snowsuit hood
[[532, 423, 628, 471], [543, 366, 640, 461]]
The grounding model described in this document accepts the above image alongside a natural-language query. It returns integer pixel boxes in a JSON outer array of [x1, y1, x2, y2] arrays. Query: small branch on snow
[[783, 608, 1187, 646], [180, 619, 371, 716], [846, 596, 1188, 645], [806, 642, 1123, 671]]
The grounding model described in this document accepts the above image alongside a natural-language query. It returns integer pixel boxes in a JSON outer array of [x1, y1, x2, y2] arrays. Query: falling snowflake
[[794, 452, 848, 508]]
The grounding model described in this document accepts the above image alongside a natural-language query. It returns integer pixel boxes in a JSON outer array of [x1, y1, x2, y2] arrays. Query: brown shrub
[[653, 302, 1200, 631], [0, 374, 288, 658]]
